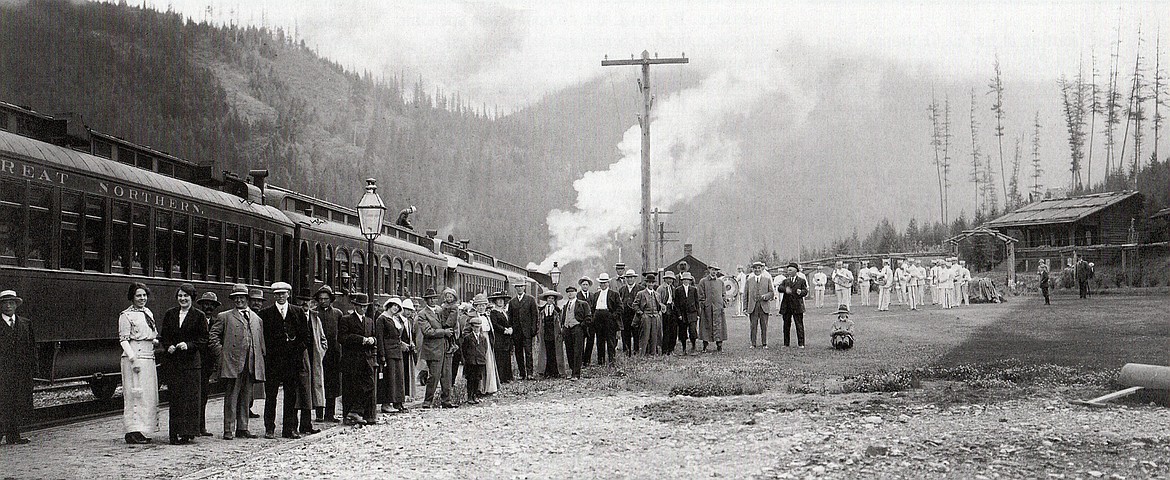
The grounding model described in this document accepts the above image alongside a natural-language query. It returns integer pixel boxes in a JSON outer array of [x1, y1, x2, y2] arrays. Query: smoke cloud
[[537, 57, 814, 271]]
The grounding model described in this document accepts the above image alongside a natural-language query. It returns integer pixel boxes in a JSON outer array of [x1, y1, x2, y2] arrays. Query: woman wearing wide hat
[[158, 283, 209, 444], [535, 290, 564, 378], [470, 293, 500, 394], [487, 291, 514, 383], [119, 282, 160, 444], [376, 298, 408, 413]]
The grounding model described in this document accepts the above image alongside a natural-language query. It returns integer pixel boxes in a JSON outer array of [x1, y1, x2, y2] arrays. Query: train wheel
[[89, 378, 117, 400]]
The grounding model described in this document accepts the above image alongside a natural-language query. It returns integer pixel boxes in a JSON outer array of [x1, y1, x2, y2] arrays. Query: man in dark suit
[[209, 284, 266, 440], [618, 269, 644, 356], [674, 273, 701, 354], [258, 282, 309, 439], [777, 263, 810, 348], [561, 285, 591, 380], [576, 277, 595, 367], [588, 273, 622, 366], [1075, 257, 1094, 299], [337, 293, 379, 424], [312, 286, 344, 422], [507, 283, 538, 380], [418, 288, 454, 407], [1, 290, 35, 445]]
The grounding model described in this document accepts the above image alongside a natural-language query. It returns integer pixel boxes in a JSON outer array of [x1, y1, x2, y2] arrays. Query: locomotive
[[0, 101, 538, 399]]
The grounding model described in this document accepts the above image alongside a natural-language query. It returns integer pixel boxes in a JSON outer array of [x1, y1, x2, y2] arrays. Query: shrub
[[1114, 272, 1127, 288]]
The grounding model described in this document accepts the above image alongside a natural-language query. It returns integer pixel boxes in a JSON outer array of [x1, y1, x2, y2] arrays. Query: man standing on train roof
[[857, 260, 872, 306], [396, 205, 417, 230], [576, 276, 595, 368], [618, 269, 644, 356], [259, 282, 310, 439], [507, 282, 538, 381], [419, 288, 455, 408], [832, 261, 855, 308], [812, 265, 828, 308], [209, 284, 266, 440], [195, 292, 221, 436], [312, 285, 344, 422], [734, 265, 748, 317], [745, 261, 774, 349], [1, 290, 36, 446], [589, 273, 622, 366], [697, 265, 727, 352]]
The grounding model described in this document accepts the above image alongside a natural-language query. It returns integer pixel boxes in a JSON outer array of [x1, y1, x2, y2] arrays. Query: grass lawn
[[493, 291, 1170, 399]]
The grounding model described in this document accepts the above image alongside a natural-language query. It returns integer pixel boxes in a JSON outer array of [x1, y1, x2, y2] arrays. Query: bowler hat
[[0, 290, 23, 306], [350, 293, 371, 306], [785, 262, 800, 271], [270, 281, 292, 293], [248, 288, 265, 301], [423, 287, 440, 299], [643, 272, 657, 281], [196, 292, 221, 308], [228, 284, 250, 298]]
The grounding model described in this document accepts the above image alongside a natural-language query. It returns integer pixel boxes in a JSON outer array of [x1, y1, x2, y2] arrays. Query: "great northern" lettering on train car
[[1, 157, 203, 215]]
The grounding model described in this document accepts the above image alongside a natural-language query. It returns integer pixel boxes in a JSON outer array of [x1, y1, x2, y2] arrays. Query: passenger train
[[0, 101, 539, 399]]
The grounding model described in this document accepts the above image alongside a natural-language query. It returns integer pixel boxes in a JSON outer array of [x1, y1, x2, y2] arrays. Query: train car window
[[379, 256, 391, 294], [207, 220, 222, 281], [111, 210, 129, 273], [92, 139, 113, 159], [393, 258, 403, 296], [314, 243, 323, 281], [369, 254, 379, 293], [116, 146, 135, 166], [154, 211, 172, 277], [59, 190, 83, 271], [136, 152, 152, 169], [280, 234, 292, 283], [25, 184, 51, 267], [353, 250, 365, 293], [192, 218, 207, 279], [324, 245, 333, 287], [251, 229, 264, 285], [0, 111, 7, 130], [130, 205, 148, 275], [0, 178, 23, 264], [299, 241, 311, 290], [224, 224, 238, 282], [336, 249, 349, 287], [173, 214, 189, 278], [83, 196, 106, 272], [267, 232, 278, 284], [404, 260, 414, 296], [238, 226, 251, 284], [158, 160, 175, 178]]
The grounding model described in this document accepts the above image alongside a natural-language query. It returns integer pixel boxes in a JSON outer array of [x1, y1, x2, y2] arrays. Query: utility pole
[[649, 208, 676, 272], [603, 50, 688, 274]]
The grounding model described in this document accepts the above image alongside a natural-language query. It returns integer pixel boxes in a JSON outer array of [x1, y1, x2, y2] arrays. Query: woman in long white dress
[[119, 282, 159, 444], [471, 294, 500, 395]]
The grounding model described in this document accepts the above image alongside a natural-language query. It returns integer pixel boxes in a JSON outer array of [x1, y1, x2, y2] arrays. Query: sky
[[150, 0, 1166, 112]]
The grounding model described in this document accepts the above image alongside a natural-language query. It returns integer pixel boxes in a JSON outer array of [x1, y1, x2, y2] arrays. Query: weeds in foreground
[[843, 359, 1118, 393]]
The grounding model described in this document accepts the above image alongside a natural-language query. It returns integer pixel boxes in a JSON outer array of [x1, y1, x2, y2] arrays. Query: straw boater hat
[[350, 293, 372, 306], [472, 292, 489, 306], [196, 292, 220, 308], [0, 290, 23, 306], [830, 304, 851, 315], [488, 291, 511, 301], [623, 269, 638, 278], [270, 282, 292, 294], [751, 261, 765, 268], [228, 284, 250, 298], [597, 273, 611, 283]]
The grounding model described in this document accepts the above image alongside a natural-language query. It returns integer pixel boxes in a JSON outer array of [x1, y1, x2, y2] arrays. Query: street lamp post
[[550, 262, 561, 292], [356, 178, 386, 300]]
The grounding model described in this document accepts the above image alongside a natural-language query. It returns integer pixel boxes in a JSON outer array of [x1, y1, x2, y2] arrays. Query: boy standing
[[460, 317, 488, 405]]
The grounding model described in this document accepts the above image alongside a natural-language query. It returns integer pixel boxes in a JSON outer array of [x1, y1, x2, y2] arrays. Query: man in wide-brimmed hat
[[778, 263, 810, 348], [588, 273, 622, 365], [507, 282, 539, 380], [1, 290, 35, 445], [618, 269, 644, 356], [312, 285, 344, 422], [338, 293, 379, 424], [417, 287, 456, 407], [697, 264, 726, 352], [210, 284, 267, 439]]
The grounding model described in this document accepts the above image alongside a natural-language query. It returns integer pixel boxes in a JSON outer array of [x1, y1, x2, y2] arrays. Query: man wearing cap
[[419, 288, 456, 408], [258, 282, 310, 439], [657, 271, 679, 355], [745, 262, 774, 349], [832, 261, 854, 308], [588, 273, 622, 365], [561, 285, 590, 379], [618, 269, 644, 356], [194, 292, 221, 436], [633, 272, 664, 356], [576, 276, 595, 367], [338, 293, 379, 423], [674, 272, 700, 354], [209, 284, 267, 440], [311, 286, 344, 422], [777, 263, 810, 348], [697, 265, 727, 352], [812, 266, 828, 308], [1, 290, 35, 445], [507, 283, 538, 380]]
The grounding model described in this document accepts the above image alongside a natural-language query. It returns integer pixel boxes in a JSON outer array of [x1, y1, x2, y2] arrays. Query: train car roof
[[284, 209, 442, 260], [444, 253, 520, 280], [0, 129, 292, 225]]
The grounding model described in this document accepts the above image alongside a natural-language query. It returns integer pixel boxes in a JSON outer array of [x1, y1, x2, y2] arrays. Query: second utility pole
[[602, 50, 688, 275]]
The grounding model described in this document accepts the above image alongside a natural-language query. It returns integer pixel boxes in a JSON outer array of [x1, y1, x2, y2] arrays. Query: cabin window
[[224, 225, 238, 282], [336, 249, 350, 287], [92, 139, 113, 159], [353, 250, 365, 293], [0, 179, 22, 264], [265, 232, 277, 284], [192, 218, 207, 279], [280, 234, 292, 283], [154, 211, 171, 277], [25, 185, 51, 267], [252, 229, 265, 285], [116, 147, 135, 166], [108, 203, 129, 276], [158, 160, 175, 178], [314, 243, 323, 281], [136, 152, 152, 169], [83, 196, 106, 272], [0, 111, 7, 130], [324, 245, 333, 287], [58, 190, 83, 271], [207, 220, 222, 281], [238, 227, 252, 284], [130, 205, 149, 275], [172, 214, 188, 278]]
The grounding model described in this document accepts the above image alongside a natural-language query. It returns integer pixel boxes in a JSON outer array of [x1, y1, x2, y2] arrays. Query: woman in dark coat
[[376, 298, 408, 413], [488, 292, 514, 383], [159, 283, 209, 445]]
